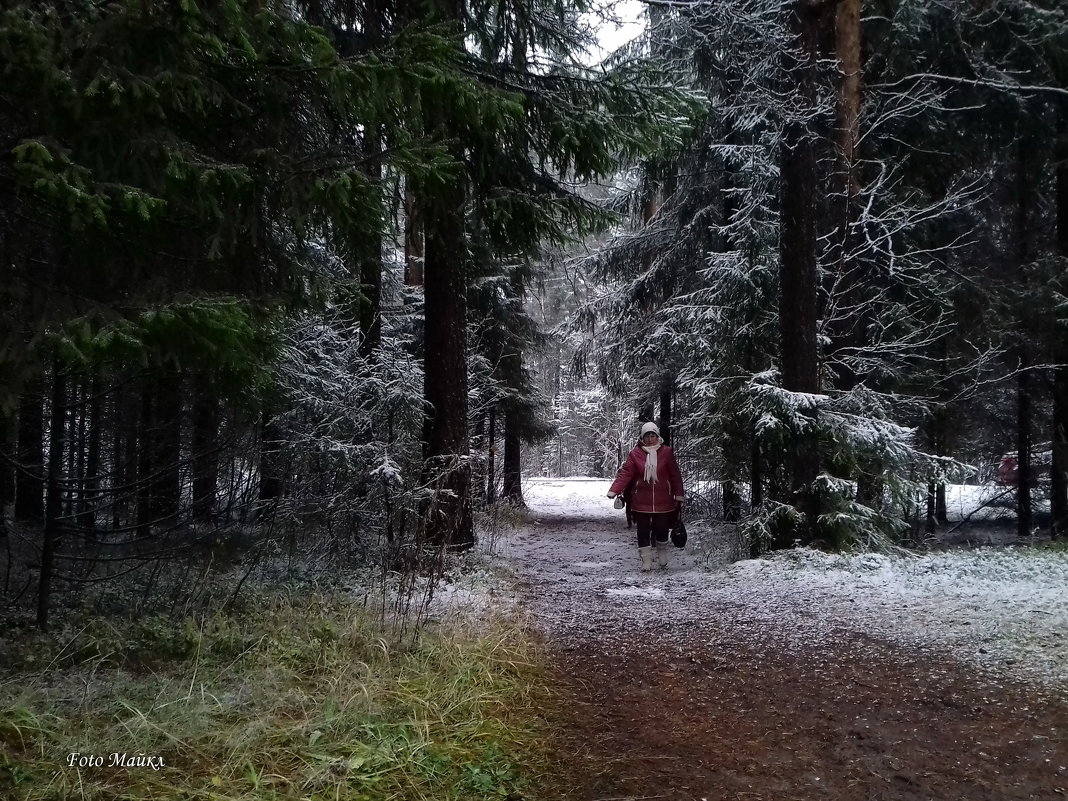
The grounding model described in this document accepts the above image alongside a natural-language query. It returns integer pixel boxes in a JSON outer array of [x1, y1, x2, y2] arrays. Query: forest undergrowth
[[0, 576, 556, 801]]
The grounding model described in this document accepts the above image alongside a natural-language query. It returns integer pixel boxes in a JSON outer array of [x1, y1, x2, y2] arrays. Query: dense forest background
[[2, 0, 1067, 629]]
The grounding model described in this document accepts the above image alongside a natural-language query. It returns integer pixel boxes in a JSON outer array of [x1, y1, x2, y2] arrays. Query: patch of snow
[[605, 586, 665, 598]]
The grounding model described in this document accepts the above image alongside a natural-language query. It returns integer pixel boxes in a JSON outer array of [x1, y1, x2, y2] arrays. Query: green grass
[[0, 591, 556, 801]]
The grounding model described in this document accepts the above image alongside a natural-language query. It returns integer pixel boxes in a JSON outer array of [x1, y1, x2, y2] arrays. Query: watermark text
[[66, 752, 165, 771]]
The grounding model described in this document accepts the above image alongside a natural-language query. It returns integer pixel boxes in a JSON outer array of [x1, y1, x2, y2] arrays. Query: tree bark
[[486, 407, 496, 504], [1016, 363, 1033, 538], [37, 366, 66, 630], [404, 182, 424, 288], [925, 479, 938, 535], [136, 372, 182, 538], [1052, 372, 1068, 539], [0, 412, 11, 533], [358, 0, 383, 356], [1051, 111, 1068, 538], [502, 408, 524, 507], [834, 0, 862, 203], [659, 379, 673, 447], [359, 130, 383, 357], [1015, 141, 1033, 539], [257, 412, 285, 522], [750, 438, 763, 510], [15, 379, 44, 525], [191, 378, 219, 522], [421, 157, 473, 547], [779, 2, 823, 543], [76, 377, 101, 530]]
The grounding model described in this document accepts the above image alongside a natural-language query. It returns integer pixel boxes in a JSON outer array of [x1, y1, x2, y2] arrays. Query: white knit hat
[[640, 422, 660, 437]]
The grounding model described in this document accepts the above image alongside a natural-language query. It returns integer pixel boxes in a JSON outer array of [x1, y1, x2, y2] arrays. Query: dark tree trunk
[[38, 367, 67, 630], [925, 479, 936, 535], [347, 0, 382, 355], [115, 386, 139, 530], [136, 373, 182, 538], [659, 379, 673, 447], [420, 156, 472, 548], [404, 183, 424, 288], [191, 380, 219, 522], [1051, 112, 1068, 538], [152, 373, 182, 526], [502, 408, 524, 507], [358, 132, 383, 351], [486, 408, 496, 505], [1015, 141, 1034, 539], [15, 380, 44, 524], [1052, 374, 1068, 539], [1016, 363, 1033, 538], [0, 413, 12, 526], [257, 412, 285, 521], [750, 438, 763, 510], [639, 404, 654, 425], [77, 377, 102, 530], [778, 2, 823, 544], [67, 382, 82, 521], [722, 481, 742, 523]]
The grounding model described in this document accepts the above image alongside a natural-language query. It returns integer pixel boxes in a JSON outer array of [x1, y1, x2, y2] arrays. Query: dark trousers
[[634, 512, 672, 548]]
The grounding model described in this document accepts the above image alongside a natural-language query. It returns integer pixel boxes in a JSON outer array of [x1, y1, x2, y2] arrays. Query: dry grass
[[0, 589, 556, 801]]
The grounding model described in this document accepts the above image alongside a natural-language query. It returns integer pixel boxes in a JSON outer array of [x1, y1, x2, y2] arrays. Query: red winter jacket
[[609, 444, 685, 514]]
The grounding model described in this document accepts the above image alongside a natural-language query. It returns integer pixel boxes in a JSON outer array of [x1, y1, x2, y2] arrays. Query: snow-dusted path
[[493, 478, 1068, 801], [499, 478, 1068, 693]]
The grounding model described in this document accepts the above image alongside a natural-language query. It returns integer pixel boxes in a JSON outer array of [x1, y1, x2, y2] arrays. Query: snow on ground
[[465, 477, 1068, 694]]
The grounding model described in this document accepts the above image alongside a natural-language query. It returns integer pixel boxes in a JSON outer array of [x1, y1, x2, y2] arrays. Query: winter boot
[[638, 546, 654, 572], [656, 541, 671, 569]]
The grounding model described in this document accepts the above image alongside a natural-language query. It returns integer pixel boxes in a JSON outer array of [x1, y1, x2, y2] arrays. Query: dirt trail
[[501, 512, 1068, 801]]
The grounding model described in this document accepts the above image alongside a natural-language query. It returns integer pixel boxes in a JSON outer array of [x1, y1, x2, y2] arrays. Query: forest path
[[499, 496, 1068, 801]]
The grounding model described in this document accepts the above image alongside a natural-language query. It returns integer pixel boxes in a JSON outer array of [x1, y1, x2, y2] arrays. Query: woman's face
[[642, 431, 659, 445]]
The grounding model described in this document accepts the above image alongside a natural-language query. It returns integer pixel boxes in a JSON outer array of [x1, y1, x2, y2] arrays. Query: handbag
[[670, 503, 687, 548]]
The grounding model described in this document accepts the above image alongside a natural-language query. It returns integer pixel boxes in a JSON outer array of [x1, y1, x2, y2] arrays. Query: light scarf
[[642, 443, 661, 483]]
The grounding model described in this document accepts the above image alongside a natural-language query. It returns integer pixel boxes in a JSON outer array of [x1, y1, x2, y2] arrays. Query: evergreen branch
[[869, 72, 1068, 98]]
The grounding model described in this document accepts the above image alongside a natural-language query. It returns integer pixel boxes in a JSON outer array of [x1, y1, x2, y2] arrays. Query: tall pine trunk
[[136, 372, 182, 538], [0, 413, 10, 541], [257, 412, 285, 522], [38, 365, 66, 630], [659, 379, 672, 447], [404, 183, 425, 288], [77, 376, 101, 530], [1051, 111, 1068, 538], [778, 3, 822, 544], [486, 408, 497, 504], [358, 0, 383, 357], [422, 167, 473, 545], [1015, 142, 1033, 539], [191, 379, 219, 523], [15, 380, 44, 525], [502, 408, 524, 507]]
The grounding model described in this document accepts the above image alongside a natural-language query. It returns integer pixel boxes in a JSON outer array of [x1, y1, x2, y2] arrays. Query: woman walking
[[607, 422, 686, 571]]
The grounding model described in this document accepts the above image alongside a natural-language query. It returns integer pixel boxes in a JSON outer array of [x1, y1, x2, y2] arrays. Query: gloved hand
[[607, 492, 616, 499]]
